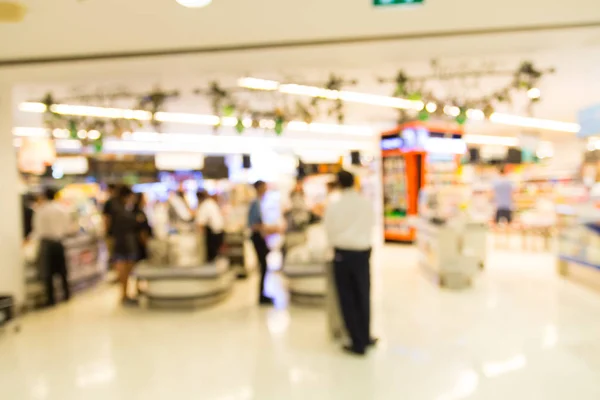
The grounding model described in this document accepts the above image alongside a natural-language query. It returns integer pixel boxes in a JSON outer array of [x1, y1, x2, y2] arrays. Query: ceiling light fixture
[[527, 88, 541, 99], [239, 77, 424, 111], [239, 77, 579, 133], [463, 134, 519, 147], [489, 113, 579, 133], [176, 0, 212, 8], [425, 102, 437, 113], [17, 103, 374, 137], [237, 77, 279, 91]]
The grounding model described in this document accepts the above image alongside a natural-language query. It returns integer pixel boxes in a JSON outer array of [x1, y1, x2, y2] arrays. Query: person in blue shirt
[[492, 165, 514, 225], [248, 181, 280, 305]]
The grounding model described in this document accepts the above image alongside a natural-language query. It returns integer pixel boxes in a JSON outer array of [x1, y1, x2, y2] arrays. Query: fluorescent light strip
[[154, 111, 220, 125], [13, 127, 49, 137], [237, 77, 279, 91], [18, 102, 373, 136], [489, 113, 580, 133], [463, 134, 519, 147], [239, 77, 580, 133], [240, 78, 423, 110]]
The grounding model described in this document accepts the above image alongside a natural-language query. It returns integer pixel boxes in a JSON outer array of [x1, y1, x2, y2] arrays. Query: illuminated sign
[[382, 135, 466, 155], [424, 138, 467, 155], [373, 0, 424, 7], [381, 137, 405, 150]]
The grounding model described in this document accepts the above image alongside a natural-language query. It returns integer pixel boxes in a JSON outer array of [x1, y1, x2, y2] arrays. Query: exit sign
[[373, 0, 424, 6]]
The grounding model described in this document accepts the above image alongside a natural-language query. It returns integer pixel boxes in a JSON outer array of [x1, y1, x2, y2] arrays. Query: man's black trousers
[[251, 232, 269, 301], [334, 248, 371, 352], [39, 239, 70, 306]]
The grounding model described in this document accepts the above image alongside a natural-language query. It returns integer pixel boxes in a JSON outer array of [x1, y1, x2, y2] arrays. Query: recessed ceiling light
[[176, 0, 212, 8]]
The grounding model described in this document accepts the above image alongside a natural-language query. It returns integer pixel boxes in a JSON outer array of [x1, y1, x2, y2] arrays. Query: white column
[[0, 85, 25, 306]]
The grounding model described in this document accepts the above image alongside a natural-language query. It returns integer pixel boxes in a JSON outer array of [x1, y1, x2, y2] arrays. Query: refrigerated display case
[[382, 150, 424, 242], [381, 121, 464, 242]]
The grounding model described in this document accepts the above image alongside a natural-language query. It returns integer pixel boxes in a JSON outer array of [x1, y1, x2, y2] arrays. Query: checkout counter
[[132, 197, 236, 309], [25, 191, 108, 309], [416, 184, 487, 289]]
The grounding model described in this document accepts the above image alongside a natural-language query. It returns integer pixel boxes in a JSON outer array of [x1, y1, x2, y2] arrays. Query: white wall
[[0, 86, 25, 305]]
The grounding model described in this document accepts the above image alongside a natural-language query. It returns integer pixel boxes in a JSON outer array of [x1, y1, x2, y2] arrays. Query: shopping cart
[[0, 295, 20, 334]]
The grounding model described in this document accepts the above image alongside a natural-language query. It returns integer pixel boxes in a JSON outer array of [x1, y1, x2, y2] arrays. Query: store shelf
[[558, 255, 600, 271]]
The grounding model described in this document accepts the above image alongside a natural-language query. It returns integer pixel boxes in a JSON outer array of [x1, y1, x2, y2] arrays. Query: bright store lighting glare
[[527, 87, 541, 99], [87, 130, 101, 140], [13, 127, 48, 137], [338, 91, 423, 110], [279, 84, 339, 99], [237, 77, 579, 133], [489, 113, 580, 133], [466, 108, 485, 121], [259, 119, 276, 129], [53, 129, 70, 139], [463, 134, 519, 147], [154, 112, 220, 126], [238, 77, 280, 91], [590, 138, 600, 150], [240, 78, 423, 110], [51, 104, 152, 120], [444, 105, 460, 117], [176, 0, 212, 8], [19, 102, 47, 113], [425, 102, 437, 113], [17, 102, 374, 137]]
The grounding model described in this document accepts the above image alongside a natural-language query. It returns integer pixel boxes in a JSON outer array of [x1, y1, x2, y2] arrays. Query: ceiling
[[3, 0, 600, 144], [2, 0, 600, 62]]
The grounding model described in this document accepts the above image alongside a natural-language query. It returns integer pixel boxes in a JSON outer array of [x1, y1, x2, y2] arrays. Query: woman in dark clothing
[[112, 186, 138, 304], [133, 193, 152, 261]]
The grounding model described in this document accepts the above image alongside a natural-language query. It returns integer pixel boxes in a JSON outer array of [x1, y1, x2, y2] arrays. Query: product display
[[24, 185, 108, 308], [417, 183, 487, 288], [557, 184, 600, 279], [283, 224, 331, 303], [381, 121, 464, 242]]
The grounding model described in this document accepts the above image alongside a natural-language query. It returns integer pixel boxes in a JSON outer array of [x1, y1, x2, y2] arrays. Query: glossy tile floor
[[2, 245, 600, 400]]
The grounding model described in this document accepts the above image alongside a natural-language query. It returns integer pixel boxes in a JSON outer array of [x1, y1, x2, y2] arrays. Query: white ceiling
[[3, 0, 600, 144], [2, 0, 600, 62]]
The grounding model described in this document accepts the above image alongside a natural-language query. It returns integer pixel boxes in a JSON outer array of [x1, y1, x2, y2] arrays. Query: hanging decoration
[[137, 87, 180, 131], [379, 60, 555, 125], [34, 87, 178, 153], [310, 74, 357, 124]]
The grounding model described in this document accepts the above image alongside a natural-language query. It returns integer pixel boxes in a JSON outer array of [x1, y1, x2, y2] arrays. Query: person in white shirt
[[323, 179, 345, 341], [31, 188, 72, 307], [324, 170, 376, 356], [325, 180, 341, 207], [196, 190, 225, 262]]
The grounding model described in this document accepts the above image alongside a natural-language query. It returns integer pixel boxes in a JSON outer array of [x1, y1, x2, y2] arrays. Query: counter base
[[558, 256, 600, 293]]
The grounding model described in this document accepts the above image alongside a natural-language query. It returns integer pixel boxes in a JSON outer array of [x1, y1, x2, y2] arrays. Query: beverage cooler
[[382, 149, 425, 242], [381, 121, 464, 243]]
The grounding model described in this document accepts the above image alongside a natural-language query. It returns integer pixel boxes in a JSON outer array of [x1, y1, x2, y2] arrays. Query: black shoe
[[121, 298, 138, 307], [342, 345, 366, 356], [259, 296, 274, 306], [368, 337, 379, 347]]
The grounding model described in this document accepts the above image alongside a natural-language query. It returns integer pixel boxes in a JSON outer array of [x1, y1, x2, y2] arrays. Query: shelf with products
[[556, 184, 600, 291], [382, 155, 412, 238]]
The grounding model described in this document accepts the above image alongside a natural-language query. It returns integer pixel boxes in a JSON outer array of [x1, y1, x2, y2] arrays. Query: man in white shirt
[[196, 190, 225, 262], [324, 170, 375, 356], [32, 188, 72, 307]]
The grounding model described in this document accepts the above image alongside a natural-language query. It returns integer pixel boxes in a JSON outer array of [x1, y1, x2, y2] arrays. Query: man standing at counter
[[248, 181, 280, 306], [324, 171, 375, 356], [196, 190, 225, 263], [32, 188, 72, 307]]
